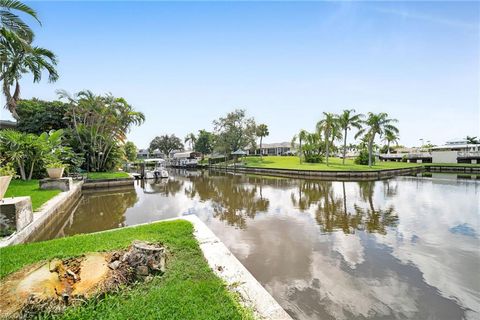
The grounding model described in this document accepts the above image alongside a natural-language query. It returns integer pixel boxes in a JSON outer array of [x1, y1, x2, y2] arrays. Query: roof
[[173, 151, 194, 158], [258, 142, 292, 148], [431, 144, 476, 150], [0, 120, 17, 129], [231, 149, 247, 155]]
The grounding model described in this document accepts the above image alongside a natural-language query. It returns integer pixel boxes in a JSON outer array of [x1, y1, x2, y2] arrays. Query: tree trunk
[[368, 137, 374, 167], [343, 129, 347, 165], [260, 136, 263, 159], [326, 133, 330, 166], [28, 160, 36, 181], [387, 141, 390, 154], [17, 159, 26, 180], [299, 139, 302, 164], [2, 80, 21, 120]]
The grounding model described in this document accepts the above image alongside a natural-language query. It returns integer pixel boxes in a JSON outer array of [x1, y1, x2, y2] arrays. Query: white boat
[[144, 159, 169, 179]]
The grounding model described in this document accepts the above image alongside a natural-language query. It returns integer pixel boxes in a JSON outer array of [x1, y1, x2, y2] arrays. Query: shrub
[[304, 154, 324, 163], [355, 149, 374, 165]]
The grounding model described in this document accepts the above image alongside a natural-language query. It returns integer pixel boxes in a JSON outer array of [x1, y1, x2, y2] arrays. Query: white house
[[431, 140, 479, 164]]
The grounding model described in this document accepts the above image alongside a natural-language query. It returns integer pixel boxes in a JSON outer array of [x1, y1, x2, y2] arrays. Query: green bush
[[354, 149, 374, 165], [304, 154, 324, 163]]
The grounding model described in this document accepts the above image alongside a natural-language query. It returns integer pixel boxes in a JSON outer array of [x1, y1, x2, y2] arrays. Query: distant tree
[[466, 136, 479, 144], [301, 132, 324, 163], [194, 130, 214, 155], [291, 129, 308, 163], [382, 131, 399, 154], [337, 109, 363, 164], [213, 109, 256, 154], [149, 134, 184, 158], [255, 124, 269, 158], [16, 99, 68, 134], [184, 132, 197, 150], [355, 112, 399, 167], [123, 141, 137, 162], [316, 112, 339, 166]]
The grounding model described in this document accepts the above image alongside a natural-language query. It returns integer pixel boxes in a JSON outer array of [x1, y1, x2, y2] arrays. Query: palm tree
[[291, 129, 308, 164], [256, 124, 269, 159], [382, 131, 399, 154], [184, 132, 196, 151], [355, 112, 399, 167], [465, 136, 479, 144], [0, 0, 40, 43], [316, 112, 338, 166], [1, 34, 58, 119], [337, 109, 363, 164]]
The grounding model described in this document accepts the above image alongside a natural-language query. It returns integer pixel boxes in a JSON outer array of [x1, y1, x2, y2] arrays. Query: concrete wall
[[210, 166, 424, 181], [0, 181, 83, 247], [432, 151, 458, 163]]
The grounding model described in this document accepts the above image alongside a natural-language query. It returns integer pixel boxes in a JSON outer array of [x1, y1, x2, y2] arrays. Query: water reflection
[[185, 172, 270, 228], [60, 188, 138, 236], [38, 170, 480, 320]]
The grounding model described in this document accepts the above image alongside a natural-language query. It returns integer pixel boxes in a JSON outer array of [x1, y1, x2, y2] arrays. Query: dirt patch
[[0, 241, 167, 319]]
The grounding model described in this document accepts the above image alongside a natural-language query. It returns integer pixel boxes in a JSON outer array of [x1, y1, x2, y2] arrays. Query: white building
[[431, 140, 479, 164], [247, 142, 293, 156]]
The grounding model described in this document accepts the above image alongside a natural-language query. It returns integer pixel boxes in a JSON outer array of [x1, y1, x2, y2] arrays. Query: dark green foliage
[[194, 130, 214, 155], [355, 149, 374, 165], [16, 99, 68, 134], [304, 154, 324, 163], [149, 134, 184, 157], [213, 109, 256, 154], [123, 141, 137, 162]]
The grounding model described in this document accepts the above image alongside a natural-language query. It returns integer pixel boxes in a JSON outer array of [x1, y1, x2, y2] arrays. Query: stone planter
[[46, 167, 64, 179], [0, 175, 12, 201]]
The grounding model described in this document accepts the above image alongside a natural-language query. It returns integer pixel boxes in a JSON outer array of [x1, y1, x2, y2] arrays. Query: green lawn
[[242, 156, 420, 171], [0, 220, 253, 320], [86, 171, 131, 180], [4, 179, 61, 211]]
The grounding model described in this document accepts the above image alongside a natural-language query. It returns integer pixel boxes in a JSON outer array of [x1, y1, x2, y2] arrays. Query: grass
[[242, 156, 421, 171], [86, 171, 131, 180], [4, 179, 61, 211], [0, 220, 253, 320]]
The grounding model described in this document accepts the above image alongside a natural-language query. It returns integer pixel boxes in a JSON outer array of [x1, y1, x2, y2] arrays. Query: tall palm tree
[[337, 109, 363, 164], [382, 131, 399, 154], [291, 129, 308, 164], [1, 33, 58, 119], [355, 112, 399, 167], [256, 124, 269, 159], [316, 112, 338, 166], [0, 0, 40, 43], [184, 132, 197, 151]]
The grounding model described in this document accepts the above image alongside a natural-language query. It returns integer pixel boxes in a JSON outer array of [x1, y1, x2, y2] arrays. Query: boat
[[143, 159, 169, 179]]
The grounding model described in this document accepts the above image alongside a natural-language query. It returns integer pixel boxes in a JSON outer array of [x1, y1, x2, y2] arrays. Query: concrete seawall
[[82, 178, 134, 189], [210, 165, 425, 181], [425, 165, 480, 173], [0, 181, 83, 247]]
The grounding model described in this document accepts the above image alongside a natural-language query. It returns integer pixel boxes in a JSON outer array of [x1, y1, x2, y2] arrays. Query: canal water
[[39, 170, 479, 320]]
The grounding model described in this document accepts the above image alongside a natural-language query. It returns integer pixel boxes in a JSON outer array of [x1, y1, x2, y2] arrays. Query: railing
[[379, 153, 432, 159], [458, 151, 480, 158]]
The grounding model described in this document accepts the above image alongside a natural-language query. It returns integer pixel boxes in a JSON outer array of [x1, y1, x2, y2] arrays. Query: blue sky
[[2, 1, 479, 148]]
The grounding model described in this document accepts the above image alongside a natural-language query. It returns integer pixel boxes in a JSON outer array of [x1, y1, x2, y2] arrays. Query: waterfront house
[[246, 142, 293, 156], [431, 140, 479, 164]]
